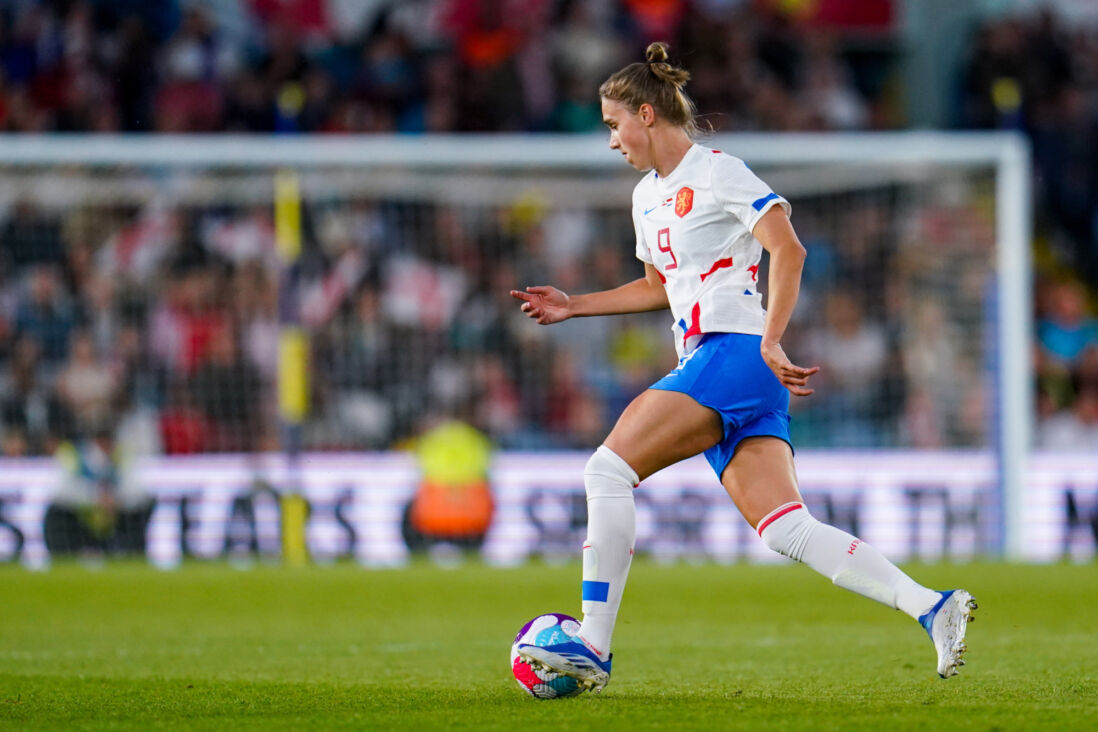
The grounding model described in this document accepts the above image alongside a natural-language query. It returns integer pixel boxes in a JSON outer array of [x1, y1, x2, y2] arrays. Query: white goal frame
[[0, 132, 1033, 559]]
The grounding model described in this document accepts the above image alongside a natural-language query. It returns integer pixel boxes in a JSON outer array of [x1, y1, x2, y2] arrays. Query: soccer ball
[[510, 612, 584, 699]]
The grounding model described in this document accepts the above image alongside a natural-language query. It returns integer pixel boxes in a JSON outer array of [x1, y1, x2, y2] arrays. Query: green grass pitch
[[2, 560, 1096, 730]]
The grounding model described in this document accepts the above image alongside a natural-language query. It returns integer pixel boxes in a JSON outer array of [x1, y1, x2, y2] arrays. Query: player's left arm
[[753, 206, 820, 397]]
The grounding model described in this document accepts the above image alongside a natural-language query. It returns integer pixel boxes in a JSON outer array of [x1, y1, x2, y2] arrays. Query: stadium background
[[0, 0, 1094, 568]]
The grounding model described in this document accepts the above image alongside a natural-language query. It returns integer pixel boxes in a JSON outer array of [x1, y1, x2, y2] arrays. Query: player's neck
[[651, 129, 694, 179]]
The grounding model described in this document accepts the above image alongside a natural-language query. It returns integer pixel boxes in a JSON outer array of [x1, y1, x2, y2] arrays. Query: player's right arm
[[510, 264, 668, 324]]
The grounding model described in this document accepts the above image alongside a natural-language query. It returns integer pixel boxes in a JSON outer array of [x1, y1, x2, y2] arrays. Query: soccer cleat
[[517, 639, 612, 693], [919, 589, 977, 679]]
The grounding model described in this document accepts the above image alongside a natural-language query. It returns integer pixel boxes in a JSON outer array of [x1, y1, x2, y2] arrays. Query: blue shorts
[[649, 332, 792, 478]]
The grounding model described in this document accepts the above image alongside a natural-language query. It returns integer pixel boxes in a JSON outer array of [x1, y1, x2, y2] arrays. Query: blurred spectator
[[314, 281, 398, 449], [154, 5, 229, 132], [1036, 278, 1098, 418], [159, 377, 206, 455], [222, 68, 273, 131], [0, 334, 70, 455], [402, 418, 495, 558], [148, 265, 228, 376], [231, 261, 279, 383], [77, 273, 119, 366], [1038, 280, 1098, 370], [443, 0, 527, 131], [55, 329, 117, 428], [550, 0, 620, 113], [799, 31, 868, 130], [44, 422, 153, 558], [113, 15, 158, 131], [543, 351, 607, 448], [802, 291, 889, 445], [959, 17, 1028, 130], [1037, 380, 1098, 451], [110, 321, 166, 458], [190, 322, 266, 452], [1, 198, 65, 270], [13, 264, 75, 366], [469, 352, 522, 439], [249, 0, 332, 46], [900, 300, 962, 448], [355, 27, 421, 132]]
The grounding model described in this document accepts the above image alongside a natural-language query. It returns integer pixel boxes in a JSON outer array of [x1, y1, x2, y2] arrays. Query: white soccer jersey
[[632, 144, 790, 358]]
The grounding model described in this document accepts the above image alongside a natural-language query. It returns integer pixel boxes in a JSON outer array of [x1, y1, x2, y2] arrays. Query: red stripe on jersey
[[700, 257, 735, 282], [756, 503, 804, 536], [654, 268, 666, 284], [682, 302, 702, 349]]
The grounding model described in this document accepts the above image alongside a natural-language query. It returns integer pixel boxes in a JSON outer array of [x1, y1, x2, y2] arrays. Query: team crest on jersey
[[675, 187, 694, 217]]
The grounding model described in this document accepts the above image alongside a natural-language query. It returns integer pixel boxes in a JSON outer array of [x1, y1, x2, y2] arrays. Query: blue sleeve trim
[[751, 192, 780, 211]]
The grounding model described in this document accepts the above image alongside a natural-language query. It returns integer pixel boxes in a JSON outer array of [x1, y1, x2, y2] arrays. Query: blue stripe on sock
[[582, 581, 610, 603], [751, 192, 779, 211]]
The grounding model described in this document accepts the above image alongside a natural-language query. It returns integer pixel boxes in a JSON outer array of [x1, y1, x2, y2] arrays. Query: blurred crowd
[[0, 0, 1095, 454], [958, 9, 1098, 448], [0, 0, 898, 135], [0, 169, 1005, 456]]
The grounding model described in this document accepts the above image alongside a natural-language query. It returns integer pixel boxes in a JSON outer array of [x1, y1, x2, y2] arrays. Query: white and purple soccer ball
[[510, 613, 584, 699]]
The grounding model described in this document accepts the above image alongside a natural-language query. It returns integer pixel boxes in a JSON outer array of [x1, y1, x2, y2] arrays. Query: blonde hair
[[599, 42, 698, 135]]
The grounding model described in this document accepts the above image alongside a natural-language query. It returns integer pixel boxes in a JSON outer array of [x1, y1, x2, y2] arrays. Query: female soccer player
[[511, 42, 975, 692]]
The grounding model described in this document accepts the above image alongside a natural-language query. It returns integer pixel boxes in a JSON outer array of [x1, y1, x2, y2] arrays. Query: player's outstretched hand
[[510, 286, 572, 325], [761, 341, 819, 397]]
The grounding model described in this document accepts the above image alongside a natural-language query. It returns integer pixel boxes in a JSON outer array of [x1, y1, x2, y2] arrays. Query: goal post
[[0, 131, 1033, 560]]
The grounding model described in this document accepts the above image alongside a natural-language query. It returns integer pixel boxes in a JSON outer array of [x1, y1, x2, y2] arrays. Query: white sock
[[757, 502, 941, 620], [576, 445, 638, 661]]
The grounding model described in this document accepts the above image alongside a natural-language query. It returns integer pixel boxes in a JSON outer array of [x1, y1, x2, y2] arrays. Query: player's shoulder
[[703, 147, 775, 201], [703, 146, 753, 177]]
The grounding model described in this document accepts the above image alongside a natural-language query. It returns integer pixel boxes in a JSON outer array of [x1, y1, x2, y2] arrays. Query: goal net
[[0, 133, 1035, 563]]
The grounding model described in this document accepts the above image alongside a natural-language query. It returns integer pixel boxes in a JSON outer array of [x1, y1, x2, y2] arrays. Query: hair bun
[[599, 40, 697, 134], [643, 41, 689, 88], [645, 42, 669, 64]]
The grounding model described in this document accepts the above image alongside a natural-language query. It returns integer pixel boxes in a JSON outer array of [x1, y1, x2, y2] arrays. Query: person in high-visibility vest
[[403, 420, 494, 554], [44, 423, 153, 557]]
